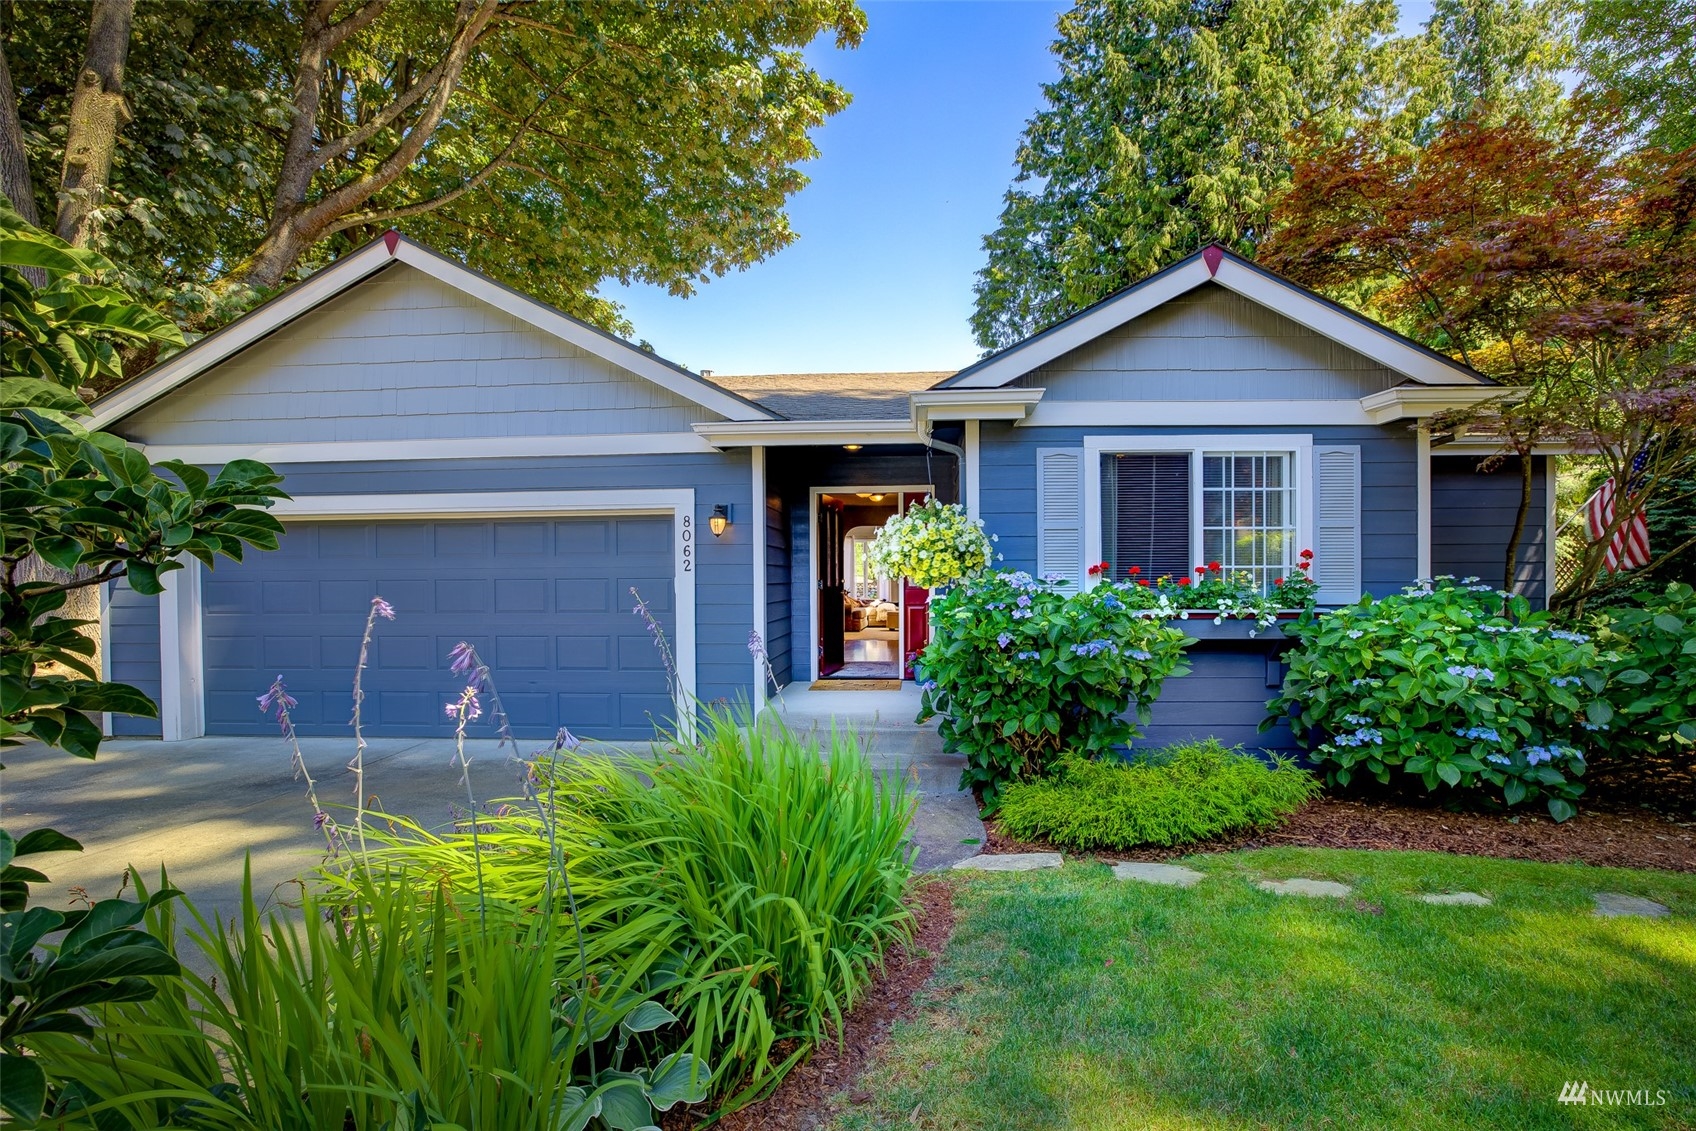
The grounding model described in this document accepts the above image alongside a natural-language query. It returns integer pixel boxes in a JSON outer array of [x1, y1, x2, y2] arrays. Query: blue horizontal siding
[[1432, 454, 1549, 605], [107, 577, 162, 737]]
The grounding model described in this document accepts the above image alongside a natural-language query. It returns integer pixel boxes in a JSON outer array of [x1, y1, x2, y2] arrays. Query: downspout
[[924, 425, 966, 505]]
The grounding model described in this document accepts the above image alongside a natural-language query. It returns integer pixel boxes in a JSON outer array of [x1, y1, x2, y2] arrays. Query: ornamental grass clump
[[917, 571, 1191, 806], [353, 706, 916, 1110], [997, 740, 1321, 849], [1270, 578, 1607, 820]]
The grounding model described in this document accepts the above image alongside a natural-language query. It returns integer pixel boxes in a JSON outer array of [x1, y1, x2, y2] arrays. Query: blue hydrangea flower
[[1455, 725, 1502, 743], [997, 632, 1013, 648], [1016, 650, 1040, 661], [1549, 676, 1582, 688], [1127, 649, 1152, 661], [1446, 665, 1495, 682], [1548, 630, 1591, 643], [1070, 639, 1119, 658], [1486, 754, 1511, 765]]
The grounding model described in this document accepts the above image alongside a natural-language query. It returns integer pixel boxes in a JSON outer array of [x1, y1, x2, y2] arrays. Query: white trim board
[[89, 233, 774, 431], [751, 446, 768, 709], [1417, 427, 1433, 580], [141, 432, 719, 466], [1081, 434, 1315, 591], [158, 489, 698, 740], [1022, 400, 1374, 428]]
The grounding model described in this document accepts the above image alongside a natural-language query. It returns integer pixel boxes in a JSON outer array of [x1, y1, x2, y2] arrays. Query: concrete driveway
[[2, 688, 981, 933]]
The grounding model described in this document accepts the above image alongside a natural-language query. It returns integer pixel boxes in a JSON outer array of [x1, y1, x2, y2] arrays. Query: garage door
[[202, 516, 676, 741]]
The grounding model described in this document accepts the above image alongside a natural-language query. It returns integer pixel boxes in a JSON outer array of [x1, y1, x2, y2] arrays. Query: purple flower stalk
[[630, 586, 681, 713], [348, 594, 396, 857], [445, 680, 489, 916], [258, 675, 341, 855], [748, 629, 785, 705]]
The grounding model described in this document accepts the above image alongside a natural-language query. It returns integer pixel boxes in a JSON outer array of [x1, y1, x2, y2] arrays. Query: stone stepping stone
[[1113, 861, 1205, 887], [1593, 892, 1671, 919], [1418, 892, 1492, 907], [1258, 878, 1352, 898], [953, 852, 1063, 872]]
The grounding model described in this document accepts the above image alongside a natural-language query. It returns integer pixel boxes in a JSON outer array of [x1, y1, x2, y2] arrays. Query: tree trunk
[[56, 0, 135, 247], [1502, 452, 1533, 596], [0, 44, 39, 227]]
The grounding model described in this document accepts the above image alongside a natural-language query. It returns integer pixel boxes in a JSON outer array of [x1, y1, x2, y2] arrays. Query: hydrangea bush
[[1590, 581, 1696, 755], [916, 571, 1191, 806], [1268, 578, 1606, 820], [866, 499, 994, 588]]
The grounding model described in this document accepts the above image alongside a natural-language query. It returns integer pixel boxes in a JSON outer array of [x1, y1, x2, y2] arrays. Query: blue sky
[[601, 1, 1436, 376]]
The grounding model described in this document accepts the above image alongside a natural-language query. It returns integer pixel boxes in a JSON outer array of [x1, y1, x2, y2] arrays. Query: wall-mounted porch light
[[709, 504, 731, 537]]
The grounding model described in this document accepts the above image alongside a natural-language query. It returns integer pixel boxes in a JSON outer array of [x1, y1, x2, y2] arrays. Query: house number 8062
[[681, 513, 693, 572]]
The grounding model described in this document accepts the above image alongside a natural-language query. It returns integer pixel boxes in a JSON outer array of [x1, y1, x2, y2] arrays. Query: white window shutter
[[1036, 448, 1084, 588], [1312, 445, 1362, 605]]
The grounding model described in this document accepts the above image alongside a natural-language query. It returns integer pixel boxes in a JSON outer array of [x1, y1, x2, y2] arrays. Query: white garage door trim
[[159, 489, 697, 740]]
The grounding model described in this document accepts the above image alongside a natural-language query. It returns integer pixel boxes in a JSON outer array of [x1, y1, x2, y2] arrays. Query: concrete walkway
[[1, 682, 977, 928]]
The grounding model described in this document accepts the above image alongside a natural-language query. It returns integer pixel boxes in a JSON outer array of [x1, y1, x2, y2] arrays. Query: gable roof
[[89, 231, 778, 429], [935, 244, 1493, 390], [710, 371, 952, 420]]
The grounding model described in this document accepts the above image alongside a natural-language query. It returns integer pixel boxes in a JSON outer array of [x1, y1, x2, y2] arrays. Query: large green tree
[[3, 0, 864, 339], [969, 0, 1573, 352], [1576, 0, 1696, 151]]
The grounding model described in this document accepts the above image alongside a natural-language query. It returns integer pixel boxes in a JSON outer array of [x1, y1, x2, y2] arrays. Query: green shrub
[[353, 707, 916, 1108], [917, 571, 1192, 806], [28, 866, 705, 1130], [1590, 581, 1696, 754], [1270, 579, 1605, 821], [996, 740, 1321, 850]]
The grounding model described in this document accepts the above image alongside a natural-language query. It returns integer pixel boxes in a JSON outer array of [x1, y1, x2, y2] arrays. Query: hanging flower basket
[[866, 500, 995, 589]]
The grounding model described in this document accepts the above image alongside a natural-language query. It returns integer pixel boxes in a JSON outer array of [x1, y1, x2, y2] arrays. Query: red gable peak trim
[[1201, 244, 1224, 276], [382, 229, 401, 254]]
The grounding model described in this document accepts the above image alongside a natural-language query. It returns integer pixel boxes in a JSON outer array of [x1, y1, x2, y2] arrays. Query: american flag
[[1583, 450, 1651, 572]]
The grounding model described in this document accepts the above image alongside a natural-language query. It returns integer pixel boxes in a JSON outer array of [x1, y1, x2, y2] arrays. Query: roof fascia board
[[88, 239, 397, 429], [940, 260, 1213, 389], [1214, 258, 1485, 386], [388, 241, 773, 422], [1360, 385, 1520, 424], [694, 419, 922, 448], [910, 387, 1045, 424]]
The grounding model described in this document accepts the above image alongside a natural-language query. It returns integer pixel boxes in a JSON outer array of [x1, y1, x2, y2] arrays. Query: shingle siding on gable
[[115, 263, 714, 447], [1013, 283, 1405, 401]]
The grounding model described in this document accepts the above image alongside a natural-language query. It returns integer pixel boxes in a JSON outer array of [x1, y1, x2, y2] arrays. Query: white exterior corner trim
[[89, 234, 773, 431], [1417, 427, 1433, 580], [1081, 433, 1316, 592], [157, 489, 698, 741], [139, 431, 718, 466], [1023, 399, 1373, 428], [1360, 384, 1518, 423], [751, 446, 768, 710], [694, 418, 923, 448], [964, 420, 982, 519], [157, 558, 204, 742]]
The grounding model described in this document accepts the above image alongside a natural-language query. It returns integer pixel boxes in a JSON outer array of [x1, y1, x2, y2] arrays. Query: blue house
[[94, 234, 1549, 750]]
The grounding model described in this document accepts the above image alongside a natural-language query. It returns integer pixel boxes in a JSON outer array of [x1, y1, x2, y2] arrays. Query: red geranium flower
[[1195, 565, 1207, 574], [1138, 579, 1151, 587], [1177, 576, 1191, 586], [1274, 577, 1284, 586], [1299, 548, 1313, 559], [1297, 560, 1311, 571], [1087, 561, 1109, 576], [1207, 560, 1222, 571], [1127, 565, 1141, 576]]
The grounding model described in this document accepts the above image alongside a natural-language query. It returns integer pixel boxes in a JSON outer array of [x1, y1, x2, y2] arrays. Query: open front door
[[817, 497, 844, 676], [901, 493, 930, 679]]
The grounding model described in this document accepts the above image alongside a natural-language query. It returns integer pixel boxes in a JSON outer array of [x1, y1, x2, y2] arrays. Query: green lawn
[[832, 850, 1696, 1131]]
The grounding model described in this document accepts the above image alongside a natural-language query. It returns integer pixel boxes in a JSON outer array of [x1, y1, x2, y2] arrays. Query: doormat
[[810, 679, 902, 691]]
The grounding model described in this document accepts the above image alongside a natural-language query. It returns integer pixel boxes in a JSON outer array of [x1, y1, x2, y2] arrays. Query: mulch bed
[[985, 794, 1696, 873], [664, 880, 956, 1131]]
